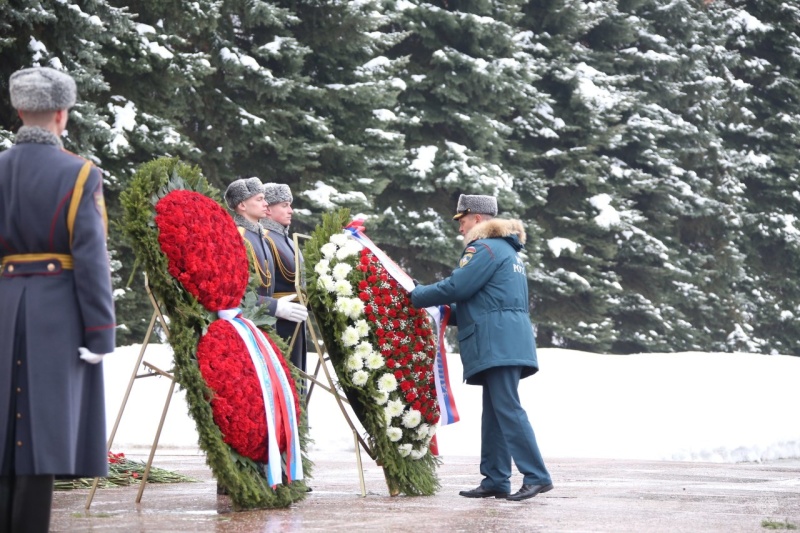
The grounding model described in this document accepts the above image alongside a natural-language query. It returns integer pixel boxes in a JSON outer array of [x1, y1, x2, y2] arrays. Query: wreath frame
[[119, 157, 311, 510]]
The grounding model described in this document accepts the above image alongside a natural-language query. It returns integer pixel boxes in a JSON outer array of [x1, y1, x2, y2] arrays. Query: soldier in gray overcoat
[[0, 67, 116, 532], [261, 183, 308, 377], [224, 179, 307, 331]]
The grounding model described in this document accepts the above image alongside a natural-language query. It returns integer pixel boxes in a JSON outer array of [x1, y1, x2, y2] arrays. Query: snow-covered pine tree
[[276, 0, 410, 236], [600, 0, 749, 353], [511, 0, 635, 352], [370, 0, 543, 285], [719, 0, 800, 355]]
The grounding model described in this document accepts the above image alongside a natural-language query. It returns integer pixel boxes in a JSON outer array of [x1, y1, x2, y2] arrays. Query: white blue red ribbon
[[218, 308, 303, 487], [428, 305, 460, 426], [344, 221, 460, 428]]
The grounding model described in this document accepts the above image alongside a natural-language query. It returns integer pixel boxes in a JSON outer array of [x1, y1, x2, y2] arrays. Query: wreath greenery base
[[120, 157, 311, 510], [304, 209, 440, 496]]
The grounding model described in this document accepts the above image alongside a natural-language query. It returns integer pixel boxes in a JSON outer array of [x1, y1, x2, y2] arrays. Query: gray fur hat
[[263, 183, 293, 205], [224, 177, 264, 210], [453, 194, 498, 220], [9, 67, 77, 112]]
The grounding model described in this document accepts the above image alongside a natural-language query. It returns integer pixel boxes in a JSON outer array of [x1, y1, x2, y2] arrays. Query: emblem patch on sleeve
[[459, 253, 473, 268], [465, 246, 477, 254]]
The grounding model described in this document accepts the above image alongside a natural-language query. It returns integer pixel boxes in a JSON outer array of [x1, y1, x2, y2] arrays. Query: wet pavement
[[51, 449, 800, 532]]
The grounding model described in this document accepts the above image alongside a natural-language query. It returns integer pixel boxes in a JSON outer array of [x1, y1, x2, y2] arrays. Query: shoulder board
[[237, 226, 246, 237]]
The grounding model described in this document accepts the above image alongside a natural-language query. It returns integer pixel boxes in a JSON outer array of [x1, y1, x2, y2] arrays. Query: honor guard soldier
[[225, 178, 308, 323], [261, 183, 308, 376], [0, 67, 116, 532], [411, 194, 553, 502], [224, 178, 308, 323]]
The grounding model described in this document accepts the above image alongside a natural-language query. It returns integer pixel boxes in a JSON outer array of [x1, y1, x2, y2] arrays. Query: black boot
[[10, 475, 54, 533], [1, 476, 13, 533]]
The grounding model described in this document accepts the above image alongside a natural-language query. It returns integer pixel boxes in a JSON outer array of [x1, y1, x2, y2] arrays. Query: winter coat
[[411, 219, 538, 385], [0, 130, 115, 477], [237, 223, 278, 316], [262, 220, 307, 371]]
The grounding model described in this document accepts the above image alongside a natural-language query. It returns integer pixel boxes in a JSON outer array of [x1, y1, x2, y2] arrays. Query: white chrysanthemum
[[336, 297, 364, 320], [336, 245, 357, 260], [340, 240, 363, 258], [414, 424, 430, 441], [314, 259, 330, 276], [346, 354, 363, 371], [401, 409, 421, 429], [331, 262, 352, 280], [351, 370, 369, 387], [330, 233, 349, 246], [355, 319, 370, 337], [318, 275, 336, 293], [410, 448, 426, 460], [377, 373, 398, 393], [398, 443, 412, 457], [334, 280, 353, 297], [342, 326, 360, 347], [427, 424, 438, 437], [365, 352, 384, 370], [354, 341, 372, 357], [373, 390, 389, 405], [385, 399, 405, 418], [320, 242, 338, 259], [386, 427, 403, 442]]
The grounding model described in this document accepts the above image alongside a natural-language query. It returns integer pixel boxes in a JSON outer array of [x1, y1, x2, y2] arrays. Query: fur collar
[[465, 218, 526, 245], [261, 218, 290, 237], [14, 126, 62, 147], [232, 213, 263, 237]]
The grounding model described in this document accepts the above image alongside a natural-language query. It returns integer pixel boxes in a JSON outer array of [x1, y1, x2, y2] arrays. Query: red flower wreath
[[154, 190, 248, 311], [154, 189, 299, 462], [197, 320, 300, 461], [358, 249, 441, 427]]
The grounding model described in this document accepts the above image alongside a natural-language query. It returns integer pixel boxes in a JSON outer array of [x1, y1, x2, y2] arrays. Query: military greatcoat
[[234, 216, 279, 316], [261, 218, 307, 372], [0, 127, 116, 478]]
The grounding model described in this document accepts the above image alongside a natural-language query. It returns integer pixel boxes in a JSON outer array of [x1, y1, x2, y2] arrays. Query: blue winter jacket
[[411, 219, 538, 385]]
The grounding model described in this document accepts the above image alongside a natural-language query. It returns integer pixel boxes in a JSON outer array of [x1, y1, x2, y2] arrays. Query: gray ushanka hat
[[224, 177, 264, 210], [263, 183, 293, 205], [10, 67, 77, 112], [453, 194, 498, 220]]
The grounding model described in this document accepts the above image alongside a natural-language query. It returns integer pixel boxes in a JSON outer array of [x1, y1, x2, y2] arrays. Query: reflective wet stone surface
[[51, 450, 800, 532]]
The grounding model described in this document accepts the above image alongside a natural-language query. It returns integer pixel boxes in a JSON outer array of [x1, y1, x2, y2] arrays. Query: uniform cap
[[263, 183, 293, 205], [9, 67, 77, 112], [224, 178, 264, 210], [453, 194, 498, 220]]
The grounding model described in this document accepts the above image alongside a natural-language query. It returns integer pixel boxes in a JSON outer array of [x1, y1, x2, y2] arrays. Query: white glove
[[275, 294, 308, 323], [79, 347, 106, 364]]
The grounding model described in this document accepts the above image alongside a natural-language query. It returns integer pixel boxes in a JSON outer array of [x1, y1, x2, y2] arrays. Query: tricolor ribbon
[[344, 221, 460, 428], [218, 308, 303, 487]]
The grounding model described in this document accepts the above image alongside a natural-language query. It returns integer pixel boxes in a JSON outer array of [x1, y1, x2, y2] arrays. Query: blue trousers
[[479, 366, 551, 492]]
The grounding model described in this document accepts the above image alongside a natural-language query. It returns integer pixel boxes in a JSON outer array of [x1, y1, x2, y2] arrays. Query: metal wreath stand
[[85, 233, 374, 509]]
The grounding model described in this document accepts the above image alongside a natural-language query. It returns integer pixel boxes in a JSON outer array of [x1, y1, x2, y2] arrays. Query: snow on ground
[[103, 344, 800, 463]]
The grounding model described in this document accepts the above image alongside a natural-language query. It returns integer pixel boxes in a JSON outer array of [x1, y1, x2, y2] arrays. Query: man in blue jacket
[[411, 194, 553, 502]]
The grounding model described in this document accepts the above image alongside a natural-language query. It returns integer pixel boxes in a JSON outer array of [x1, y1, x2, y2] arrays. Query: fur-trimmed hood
[[465, 218, 526, 246]]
